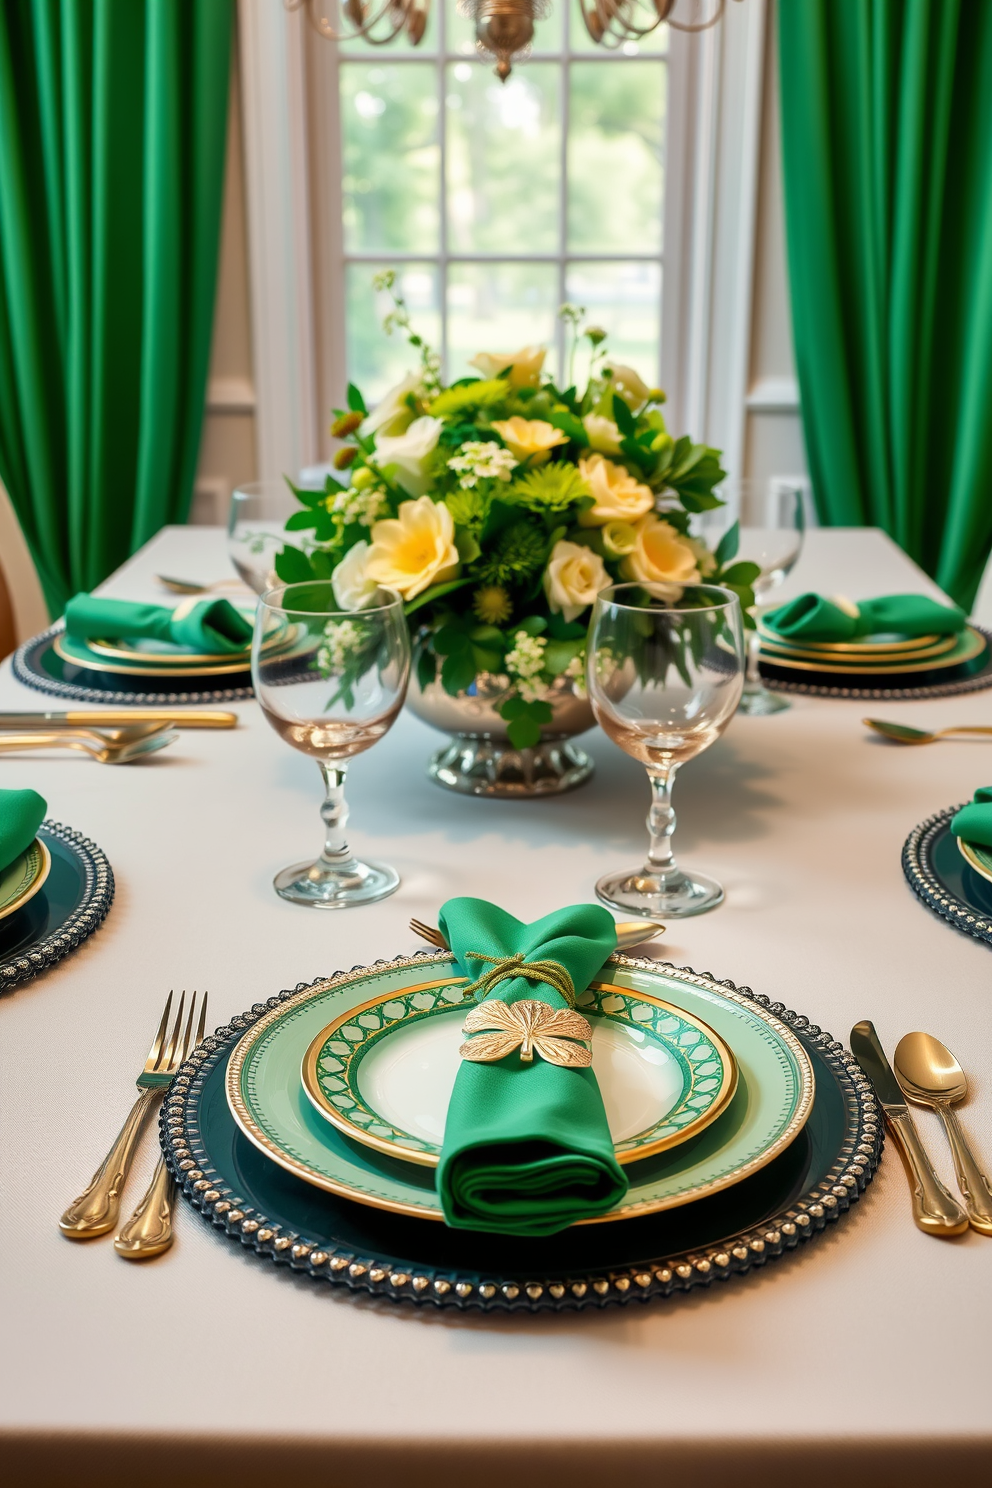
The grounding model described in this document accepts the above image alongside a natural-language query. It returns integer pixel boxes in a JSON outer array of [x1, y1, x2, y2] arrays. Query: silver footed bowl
[[406, 654, 595, 798]]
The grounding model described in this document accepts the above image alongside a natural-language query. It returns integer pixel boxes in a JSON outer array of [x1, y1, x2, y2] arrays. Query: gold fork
[[59, 992, 203, 1239], [409, 917, 665, 952], [115, 993, 208, 1260]]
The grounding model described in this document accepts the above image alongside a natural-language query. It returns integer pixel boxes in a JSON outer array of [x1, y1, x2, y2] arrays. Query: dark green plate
[[0, 821, 114, 992], [161, 958, 881, 1312], [13, 623, 253, 705], [903, 807, 992, 949]]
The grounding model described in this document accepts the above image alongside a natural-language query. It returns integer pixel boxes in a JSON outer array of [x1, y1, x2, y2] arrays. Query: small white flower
[[317, 618, 365, 674], [505, 631, 548, 703], [446, 441, 518, 489]]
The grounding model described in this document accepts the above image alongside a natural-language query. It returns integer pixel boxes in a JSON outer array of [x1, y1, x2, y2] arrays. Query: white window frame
[[238, 0, 765, 501]]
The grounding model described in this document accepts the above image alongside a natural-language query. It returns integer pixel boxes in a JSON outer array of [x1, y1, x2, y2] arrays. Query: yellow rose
[[491, 416, 569, 465], [582, 413, 622, 454], [365, 496, 460, 601], [543, 539, 610, 623], [601, 520, 638, 557], [576, 453, 655, 526], [605, 362, 656, 410], [621, 514, 702, 601], [470, 346, 546, 388]]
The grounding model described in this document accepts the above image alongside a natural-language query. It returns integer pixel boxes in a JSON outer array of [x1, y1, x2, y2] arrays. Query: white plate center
[[356, 1009, 687, 1145]]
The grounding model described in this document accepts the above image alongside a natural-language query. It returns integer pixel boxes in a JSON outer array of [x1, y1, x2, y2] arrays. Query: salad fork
[[59, 991, 203, 1239], [115, 993, 208, 1260]]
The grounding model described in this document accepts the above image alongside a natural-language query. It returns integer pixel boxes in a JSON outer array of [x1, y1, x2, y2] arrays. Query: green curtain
[[0, 0, 232, 617], [779, 0, 992, 610]]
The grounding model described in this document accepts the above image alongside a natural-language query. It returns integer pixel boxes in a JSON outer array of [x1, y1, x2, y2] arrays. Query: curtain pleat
[[0, 0, 232, 616]]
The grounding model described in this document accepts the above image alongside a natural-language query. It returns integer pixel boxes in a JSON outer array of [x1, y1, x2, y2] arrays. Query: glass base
[[273, 857, 399, 909], [428, 735, 594, 797], [596, 865, 724, 919], [738, 681, 791, 716]]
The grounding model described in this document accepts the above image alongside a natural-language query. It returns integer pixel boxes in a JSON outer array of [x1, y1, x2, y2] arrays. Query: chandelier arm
[[283, 0, 427, 47]]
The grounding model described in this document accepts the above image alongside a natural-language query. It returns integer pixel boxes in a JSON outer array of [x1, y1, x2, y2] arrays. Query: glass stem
[[316, 762, 354, 873], [645, 767, 682, 882], [745, 618, 763, 687]]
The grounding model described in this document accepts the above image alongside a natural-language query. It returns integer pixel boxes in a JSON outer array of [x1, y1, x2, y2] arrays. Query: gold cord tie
[[462, 951, 577, 1008]]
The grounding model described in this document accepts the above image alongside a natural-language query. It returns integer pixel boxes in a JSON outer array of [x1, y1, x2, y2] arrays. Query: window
[[334, 2, 669, 399]]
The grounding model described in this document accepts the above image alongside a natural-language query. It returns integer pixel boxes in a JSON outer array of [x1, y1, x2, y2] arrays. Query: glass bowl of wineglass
[[587, 583, 745, 918], [252, 582, 411, 908]]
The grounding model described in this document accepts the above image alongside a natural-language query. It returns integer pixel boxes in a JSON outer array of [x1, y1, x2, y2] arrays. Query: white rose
[[469, 346, 546, 388], [364, 496, 460, 600], [331, 540, 379, 611], [360, 372, 422, 439], [583, 414, 622, 454], [622, 514, 701, 601], [605, 362, 657, 410], [373, 415, 444, 496], [577, 454, 655, 526], [543, 540, 610, 623]]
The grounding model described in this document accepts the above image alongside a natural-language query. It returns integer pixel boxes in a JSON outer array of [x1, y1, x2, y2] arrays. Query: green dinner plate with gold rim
[[301, 979, 738, 1168], [757, 623, 946, 655], [226, 953, 814, 1225], [758, 626, 986, 677], [54, 632, 255, 677], [0, 838, 51, 923], [957, 837, 992, 886], [759, 632, 958, 666]]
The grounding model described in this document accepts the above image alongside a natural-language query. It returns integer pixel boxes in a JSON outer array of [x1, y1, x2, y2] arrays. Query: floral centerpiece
[[277, 276, 757, 783]]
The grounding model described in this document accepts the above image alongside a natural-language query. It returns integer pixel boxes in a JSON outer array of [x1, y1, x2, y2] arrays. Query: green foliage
[[499, 695, 554, 749], [433, 616, 509, 695], [275, 545, 315, 584], [346, 383, 367, 414]]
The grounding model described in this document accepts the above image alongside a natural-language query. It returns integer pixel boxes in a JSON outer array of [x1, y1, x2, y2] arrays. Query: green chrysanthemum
[[508, 463, 590, 511], [473, 585, 513, 625], [428, 380, 510, 418], [477, 521, 547, 586]]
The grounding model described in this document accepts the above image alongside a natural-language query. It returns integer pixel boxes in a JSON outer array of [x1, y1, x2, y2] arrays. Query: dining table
[[1, 523, 990, 1486]]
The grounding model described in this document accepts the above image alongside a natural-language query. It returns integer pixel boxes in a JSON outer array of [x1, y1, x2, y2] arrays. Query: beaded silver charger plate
[[161, 953, 881, 1313], [902, 804, 992, 949], [13, 623, 254, 704], [0, 820, 114, 992]]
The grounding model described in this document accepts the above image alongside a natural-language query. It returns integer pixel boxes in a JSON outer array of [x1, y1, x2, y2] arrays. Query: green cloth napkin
[[64, 593, 252, 654], [0, 788, 46, 874], [764, 592, 966, 643], [951, 787, 992, 847], [436, 897, 628, 1236]]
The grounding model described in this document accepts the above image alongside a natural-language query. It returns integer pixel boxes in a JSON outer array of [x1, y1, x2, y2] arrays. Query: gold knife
[[850, 1019, 969, 1236], [0, 709, 237, 729]]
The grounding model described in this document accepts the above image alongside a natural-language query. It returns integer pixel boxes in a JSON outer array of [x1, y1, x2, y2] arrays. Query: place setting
[[903, 784, 992, 950], [0, 786, 114, 993], [755, 592, 992, 700]]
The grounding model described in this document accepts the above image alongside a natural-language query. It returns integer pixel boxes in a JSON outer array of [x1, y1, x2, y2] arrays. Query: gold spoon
[[409, 917, 664, 953], [863, 718, 992, 745], [156, 574, 247, 595], [894, 1032, 992, 1236]]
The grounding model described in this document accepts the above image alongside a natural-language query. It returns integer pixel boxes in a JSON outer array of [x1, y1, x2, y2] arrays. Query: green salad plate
[[226, 953, 814, 1224], [0, 838, 51, 923], [161, 952, 881, 1313]]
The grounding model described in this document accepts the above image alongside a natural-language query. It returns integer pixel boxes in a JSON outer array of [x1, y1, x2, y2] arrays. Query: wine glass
[[229, 481, 305, 595], [252, 582, 411, 908], [731, 481, 806, 716], [587, 583, 745, 918]]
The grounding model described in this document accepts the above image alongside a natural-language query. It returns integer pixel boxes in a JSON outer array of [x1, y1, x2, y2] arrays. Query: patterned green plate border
[[159, 952, 882, 1313], [301, 979, 737, 1167], [0, 838, 51, 922]]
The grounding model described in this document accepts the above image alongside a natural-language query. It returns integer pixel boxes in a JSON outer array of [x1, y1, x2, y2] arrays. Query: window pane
[[445, 63, 561, 254], [447, 263, 559, 381], [346, 263, 441, 402], [567, 60, 665, 253], [565, 261, 661, 385], [570, 0, 668, 54], [446, 0, 563, 57], [341, 63, 440, 253]]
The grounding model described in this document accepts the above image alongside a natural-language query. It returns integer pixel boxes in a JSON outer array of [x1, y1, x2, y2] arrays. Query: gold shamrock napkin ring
[[459, 999, 594, 1068]]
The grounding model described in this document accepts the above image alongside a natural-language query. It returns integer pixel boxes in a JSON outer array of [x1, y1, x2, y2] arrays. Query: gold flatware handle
[[936, 1103, 992, 1236], [114, 1156, 175, 1259], [409, 918, 664, 952], [0, 710, 236, 730], [59, 1088, 157, 1238], [886, 1110, 969, 1236]]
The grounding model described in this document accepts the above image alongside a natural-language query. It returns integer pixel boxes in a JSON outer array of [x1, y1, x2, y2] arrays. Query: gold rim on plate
[[300, 980, 739, 1169], [759, 627, 986, 676], [53, 633, 254, 677], [0, 837, 52, 922], [759, 633, 957, 666], [956, 837, 992, 887], [224, 956, 816, 1225], [757, 624, 944, 655]]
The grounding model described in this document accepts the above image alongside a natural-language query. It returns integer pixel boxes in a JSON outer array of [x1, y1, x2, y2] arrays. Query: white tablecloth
[[2, 526, 991, 1485]]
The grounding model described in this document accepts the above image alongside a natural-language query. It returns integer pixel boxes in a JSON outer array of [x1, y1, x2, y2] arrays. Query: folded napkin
[[764, 592, 966, 643], [436, 897, 628, 1236], [0, 788, 46, 874], [64, 594, 252, 655], [951, 787, 992, 847]]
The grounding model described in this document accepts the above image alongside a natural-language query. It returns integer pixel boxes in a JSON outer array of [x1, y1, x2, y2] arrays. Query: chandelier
[[287, 0, 738, 81]]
